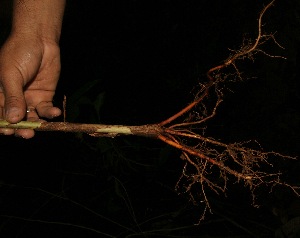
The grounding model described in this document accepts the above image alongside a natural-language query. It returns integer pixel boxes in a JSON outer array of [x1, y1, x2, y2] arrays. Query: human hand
[[0, 33, 62, 138]]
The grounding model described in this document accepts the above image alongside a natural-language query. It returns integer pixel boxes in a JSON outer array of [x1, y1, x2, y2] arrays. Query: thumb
[[3, 73, 26, 123]]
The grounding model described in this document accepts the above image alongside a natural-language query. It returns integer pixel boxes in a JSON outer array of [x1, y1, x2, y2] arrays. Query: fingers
[[0, 87, 62, 139], [14, 127, 36, 139], [0, 104, 34, 138], [13, 106, 39, 139], [36, 101, 61, 119], [0, 97, 62, 138], [3, 102, 62, 139]]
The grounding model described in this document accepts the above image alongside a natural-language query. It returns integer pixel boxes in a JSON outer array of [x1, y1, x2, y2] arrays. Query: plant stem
[[0, 120, 162, 138]]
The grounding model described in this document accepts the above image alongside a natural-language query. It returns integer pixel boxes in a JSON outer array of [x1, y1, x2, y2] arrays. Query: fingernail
[[6, 108, 21, 122], [51, 114, 59, 119]]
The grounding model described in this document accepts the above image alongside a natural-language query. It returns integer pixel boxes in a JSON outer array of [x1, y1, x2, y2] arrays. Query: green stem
[[0, 120, 42, 129]]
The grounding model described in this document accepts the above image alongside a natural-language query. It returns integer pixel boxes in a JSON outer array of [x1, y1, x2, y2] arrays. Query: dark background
[[0, 0, 300, 237]]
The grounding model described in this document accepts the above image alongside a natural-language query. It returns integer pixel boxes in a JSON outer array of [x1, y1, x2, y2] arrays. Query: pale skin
[[0, 0, 66, 138]]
